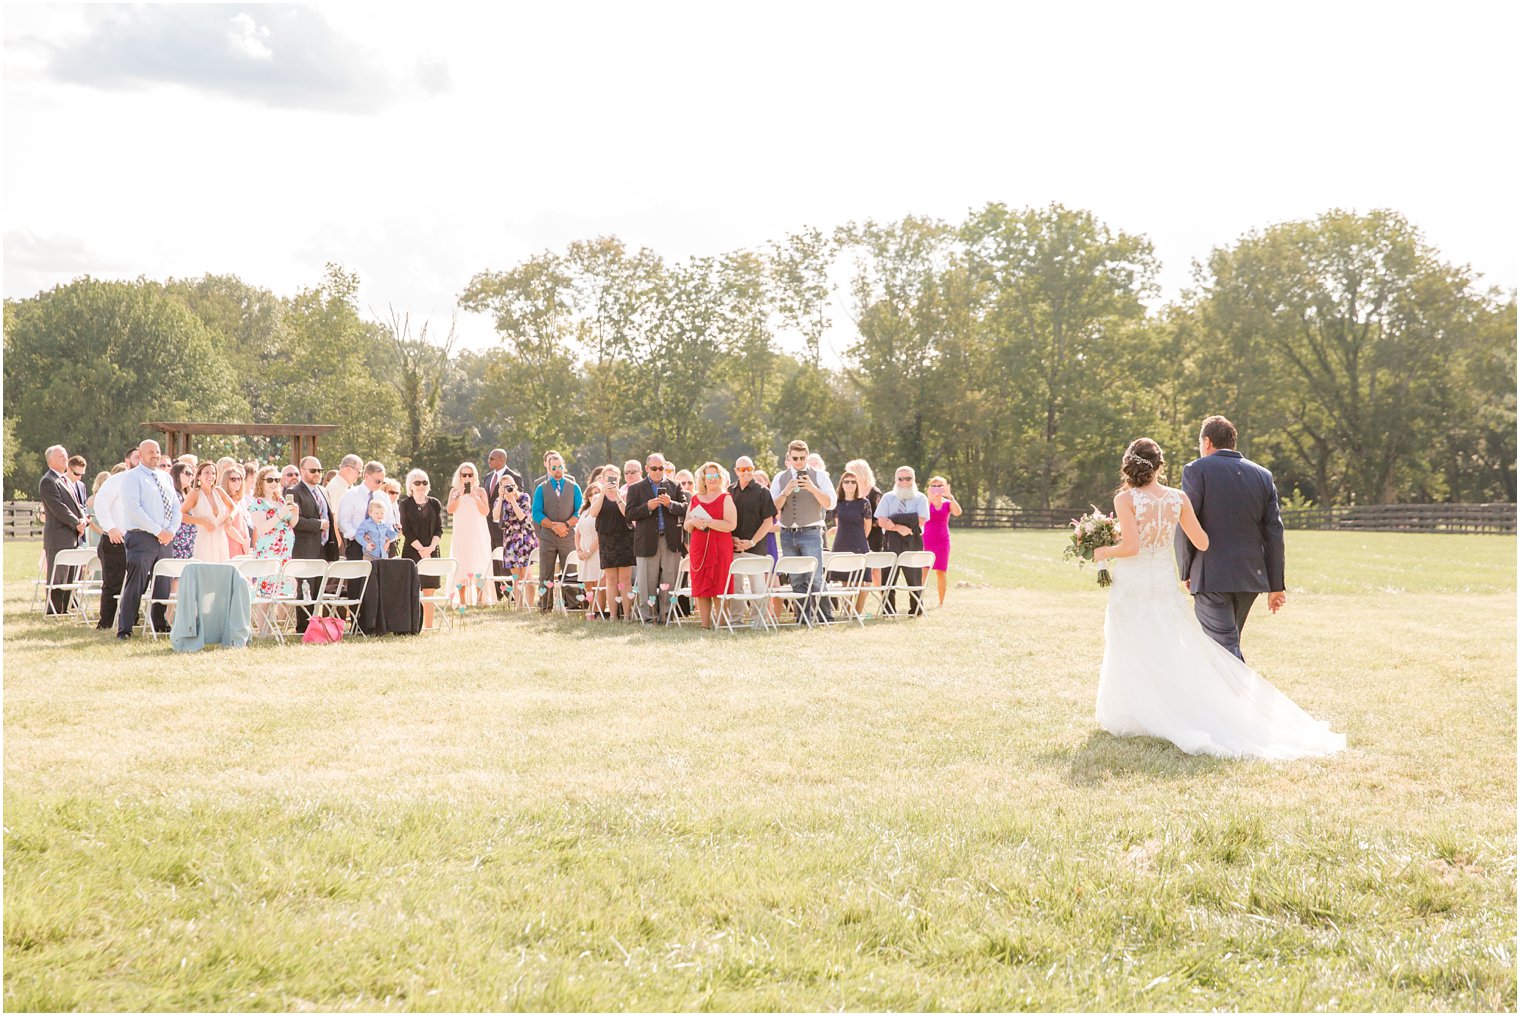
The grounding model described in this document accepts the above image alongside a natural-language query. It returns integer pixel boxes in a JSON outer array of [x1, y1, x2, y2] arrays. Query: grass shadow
[[1038, 729, 1233, 786]]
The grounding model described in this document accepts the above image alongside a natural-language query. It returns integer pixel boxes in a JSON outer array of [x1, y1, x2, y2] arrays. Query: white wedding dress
[[1095, 486, 1346, 760]]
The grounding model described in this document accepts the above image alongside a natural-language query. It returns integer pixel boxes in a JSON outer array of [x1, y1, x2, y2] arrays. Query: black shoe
[[116, 631, 132, 640]]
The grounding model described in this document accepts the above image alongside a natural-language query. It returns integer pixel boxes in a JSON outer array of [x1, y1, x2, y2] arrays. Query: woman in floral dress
[[248, 466, 297, 599]]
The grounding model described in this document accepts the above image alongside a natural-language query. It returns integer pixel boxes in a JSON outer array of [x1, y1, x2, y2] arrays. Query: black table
[[357, 558, 422, 635]]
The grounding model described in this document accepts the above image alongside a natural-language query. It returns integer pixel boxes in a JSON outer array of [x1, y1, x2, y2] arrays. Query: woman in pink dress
[[684, 460, 737, 630], [220, 465, 252, 558], [923, 475, 963, 605], [184, 462, 233, 563], [446, 461, 496, 607]]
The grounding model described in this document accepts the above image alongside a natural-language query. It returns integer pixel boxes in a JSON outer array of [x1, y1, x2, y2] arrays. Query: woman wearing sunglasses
[[684, 460, 738, 630]]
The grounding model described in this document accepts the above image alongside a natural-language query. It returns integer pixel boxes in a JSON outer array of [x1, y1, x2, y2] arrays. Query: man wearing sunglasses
[[531, 451, 582, 612], [625, 452, 688, 623], [770, 438, 836, 624]]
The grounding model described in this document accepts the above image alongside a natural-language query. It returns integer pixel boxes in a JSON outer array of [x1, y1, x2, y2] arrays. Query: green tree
[[379, 307, 457, 465], [3, 278, 247, 494]]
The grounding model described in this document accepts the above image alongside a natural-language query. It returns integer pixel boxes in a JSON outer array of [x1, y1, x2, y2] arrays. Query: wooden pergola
[[145, 422, 339, 465]]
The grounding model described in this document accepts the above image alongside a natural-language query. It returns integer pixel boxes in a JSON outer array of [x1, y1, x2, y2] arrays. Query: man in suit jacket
[[39, 444, 88, 614], [1175, 415, 1286, 662], [483, 448, 525, 580], [625, 452, 688, 622], [289, 456, 337, 632]]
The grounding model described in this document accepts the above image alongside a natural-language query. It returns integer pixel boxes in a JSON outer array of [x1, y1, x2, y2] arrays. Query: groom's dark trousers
[[1176, 448, 1285, 664]]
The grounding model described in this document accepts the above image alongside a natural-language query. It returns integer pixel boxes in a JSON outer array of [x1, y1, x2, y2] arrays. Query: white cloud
[[226, 12, 274, 62]]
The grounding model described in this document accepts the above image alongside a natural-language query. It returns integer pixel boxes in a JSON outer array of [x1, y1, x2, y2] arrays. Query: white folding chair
[[29, 549, 49, 613], [822, 552, 868, 627], [719, 555, 777, 632], [666, 557, 693, 626], [235, 558, 286, 644], [44, 548, 100, 623], [416, 558, 458, 631], [315, 560, 372, 633], [862, 551, 899, 620], [143, 557, 192, 639], [883, 550, 935, 618], [771, 554, 820, 628], [274, 559, 327, 634]]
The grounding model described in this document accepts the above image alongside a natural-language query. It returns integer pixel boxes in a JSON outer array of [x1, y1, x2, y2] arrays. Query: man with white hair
[[337, 461, 398, 561], [325, 454, 363, 555], [38, 444, 88, 614], [874, 465, 931, 617]]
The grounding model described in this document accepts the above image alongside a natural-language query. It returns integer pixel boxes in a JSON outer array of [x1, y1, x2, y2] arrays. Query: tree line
[[4, 206, 1514, 510]]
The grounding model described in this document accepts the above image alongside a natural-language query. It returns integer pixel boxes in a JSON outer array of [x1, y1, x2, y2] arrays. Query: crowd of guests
[[39, 436, 965, 637]]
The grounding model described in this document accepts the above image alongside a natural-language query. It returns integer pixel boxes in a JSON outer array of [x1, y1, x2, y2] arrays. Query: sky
[[4, 1, 1516, 361]]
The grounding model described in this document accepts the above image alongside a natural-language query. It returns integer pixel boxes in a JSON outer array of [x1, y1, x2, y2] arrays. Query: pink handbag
[[301, 616, 346, 644]]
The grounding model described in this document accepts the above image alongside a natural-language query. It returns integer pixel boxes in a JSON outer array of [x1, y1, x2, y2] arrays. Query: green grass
[[3, 531, 1515, 1010]]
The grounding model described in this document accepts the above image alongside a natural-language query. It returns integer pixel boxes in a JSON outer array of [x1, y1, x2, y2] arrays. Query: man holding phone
[[770, 438, 836, 624]]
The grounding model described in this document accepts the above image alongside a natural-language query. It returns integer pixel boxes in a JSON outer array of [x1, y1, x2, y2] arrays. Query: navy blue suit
[[1175, 449, 1285, 660]]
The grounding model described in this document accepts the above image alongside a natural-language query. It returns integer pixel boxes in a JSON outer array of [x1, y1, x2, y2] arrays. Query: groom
[[1175, 415, 1286, 662]]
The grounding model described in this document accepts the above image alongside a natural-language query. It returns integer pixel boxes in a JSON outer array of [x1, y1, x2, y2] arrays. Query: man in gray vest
[[769, 438, 836, 624], [531, 450, 581, 612]]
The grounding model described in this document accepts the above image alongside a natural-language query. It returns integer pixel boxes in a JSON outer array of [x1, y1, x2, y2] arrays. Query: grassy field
[[3, 530, 1515, 1011]]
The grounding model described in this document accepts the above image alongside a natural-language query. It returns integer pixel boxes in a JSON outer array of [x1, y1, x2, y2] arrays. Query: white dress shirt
[[121, 464, 180, 536], [92, 471, 130, 534], [337, 482, 399, 538]]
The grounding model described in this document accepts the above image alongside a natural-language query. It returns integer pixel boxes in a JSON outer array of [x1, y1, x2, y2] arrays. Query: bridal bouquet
[[1064, 507, 1120, 587]]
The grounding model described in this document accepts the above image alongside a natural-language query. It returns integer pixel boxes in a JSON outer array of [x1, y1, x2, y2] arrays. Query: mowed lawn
[[3, 530, 1515, 1011]]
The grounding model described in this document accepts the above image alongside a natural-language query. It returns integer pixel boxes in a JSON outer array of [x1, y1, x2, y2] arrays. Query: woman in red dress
[[684, 460, 737, 630]]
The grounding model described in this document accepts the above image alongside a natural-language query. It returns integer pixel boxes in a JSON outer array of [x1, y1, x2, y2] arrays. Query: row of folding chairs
[[226, 556, 468, 641], [671, 549, 936, 631]]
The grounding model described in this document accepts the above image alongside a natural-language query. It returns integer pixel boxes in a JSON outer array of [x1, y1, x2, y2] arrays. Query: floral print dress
[[249, 496, 295, 597]]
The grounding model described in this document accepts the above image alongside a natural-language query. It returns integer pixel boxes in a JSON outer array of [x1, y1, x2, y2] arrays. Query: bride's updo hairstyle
[[1118, 438, 1164, 490]]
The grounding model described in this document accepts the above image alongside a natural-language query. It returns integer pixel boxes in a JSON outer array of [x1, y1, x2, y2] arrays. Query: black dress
[[831, 497, 872, 554], [596, 495, 636, 569], [864, 486, 885, 553], [399, 495, 445, 589]]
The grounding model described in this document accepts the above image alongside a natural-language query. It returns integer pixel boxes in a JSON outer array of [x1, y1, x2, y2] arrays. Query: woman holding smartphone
[[924, 475, 963, 605], [447, 461, 496, 606], [588, 462, 636, 620], [574, 465, 607, 618], [493, 469, 538, 610]]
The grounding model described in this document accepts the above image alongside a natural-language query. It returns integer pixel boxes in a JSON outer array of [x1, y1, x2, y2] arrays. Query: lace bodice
[[1128, 486, 1185, 555]]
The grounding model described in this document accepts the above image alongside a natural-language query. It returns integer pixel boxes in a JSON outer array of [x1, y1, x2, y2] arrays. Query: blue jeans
[[778, 526, 831, 622]]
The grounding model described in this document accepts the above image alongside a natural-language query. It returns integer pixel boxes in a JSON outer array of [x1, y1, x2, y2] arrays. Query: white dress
[[449, 491, 497, 606], [188, 490, 230, 563], [1095, 486, 1346, 760], [575, 512, 603, 583]]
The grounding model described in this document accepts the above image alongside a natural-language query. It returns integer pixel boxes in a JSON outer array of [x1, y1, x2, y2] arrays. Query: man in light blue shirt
[[531, 452, 581, 611], [116, 439, 182, 638]]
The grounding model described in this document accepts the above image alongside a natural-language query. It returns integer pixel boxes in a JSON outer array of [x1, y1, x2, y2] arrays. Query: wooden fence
[[3, 500, 1515, 539], [947, 502, 1517, 534]]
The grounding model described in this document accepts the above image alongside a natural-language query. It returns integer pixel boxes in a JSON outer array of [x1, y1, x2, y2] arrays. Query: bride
[[1092, 438, 1345, 760]]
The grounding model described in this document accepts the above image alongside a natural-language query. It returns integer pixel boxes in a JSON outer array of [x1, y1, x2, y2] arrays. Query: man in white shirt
[[337, 461, 399, 560], [325, 454, 362, 554], [91, 448, 138, 630]]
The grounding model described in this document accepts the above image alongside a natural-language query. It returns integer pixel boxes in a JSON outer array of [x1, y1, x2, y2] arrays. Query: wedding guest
[[336, 462, 394, 561], [626, 452, 687, 623], [326, 454, 362, 554], [279, 463, 300, 495], [874, 466, 931, 616], [91, 455, 135, 630], [589, 463, 637, 620], [168, 463, 198, 560], [684, 460, 737, 630], [321, 468, 338, 488], [620, 459, 643, 493], [66, 455, 90, 544], [83, 471, 110, 549], [241, 460, 261, 509], [286, 456, 337, 632], [38, 444, 87, 613], [354, 498, 398, 560], [115, 440, 181, 638], [183, 461, 233, 563], [575, 465, 608, 619], [484, 448, 526, 584], [924, 476, 963, 605], [726, 456, 776, 626], [447, 461, 496, 606], [177, 454, 198, 469], [400, 469, 444, 628], [219, 465, 251, 557], [247, 467, 298, 628], [770, 439, 835, 624], [828, 468, 874, 614], [846, 456, 884, 558], [492, 468, 538, 610], [531, 451, 581, 612]]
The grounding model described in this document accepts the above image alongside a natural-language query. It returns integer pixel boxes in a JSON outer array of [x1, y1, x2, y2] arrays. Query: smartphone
[[463, 480, 472, 493], [283, 493, 297, 505]]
